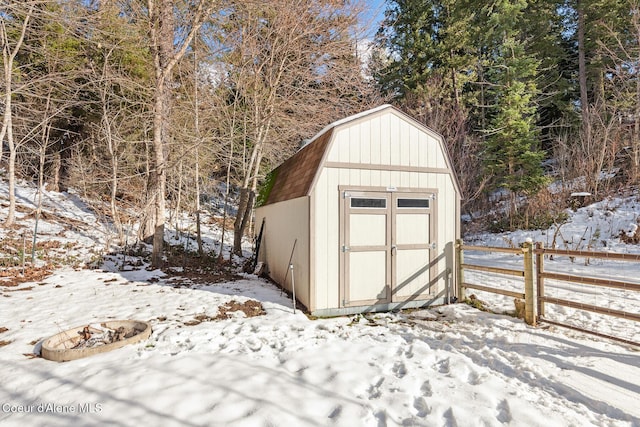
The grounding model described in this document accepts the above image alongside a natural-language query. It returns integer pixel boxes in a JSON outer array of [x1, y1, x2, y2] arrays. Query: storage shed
[[255, 105, 461, 316]]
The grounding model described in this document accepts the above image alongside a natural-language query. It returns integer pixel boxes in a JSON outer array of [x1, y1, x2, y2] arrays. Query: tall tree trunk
[[150, 80, 168, 267], [147, 0, 211, 268], [1, 5, 32, 227], [140, 139, 156, 242], [635, 19, 640, 183], [193, 44, 203, 256], [174, 158, 183, 240], [577, 0, 590, 144], [102, 71, 124, 243]]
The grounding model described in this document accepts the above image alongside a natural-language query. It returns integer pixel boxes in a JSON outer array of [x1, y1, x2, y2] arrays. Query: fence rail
[[456, 239, 640, 346]]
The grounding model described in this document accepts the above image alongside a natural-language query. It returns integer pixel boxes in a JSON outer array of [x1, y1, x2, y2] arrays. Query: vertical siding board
[[409, 169, 419, 188], [432, 135, 446, 168], [360, 121, 371, 164], [400, 120, 410, 166], [400, 171, 410, 188], [380, 170, 391, 187], [419, 132, 429, 167], [361, 169, 371, 187], [349, 125, 360, 163], [371, 116, 381, 164], [371, 170, 381, 187], [326, 168, 340, 308], [338, 129, 350, 163], [350, 169, 360, 186], [390, 171, 400, 187], [380, 113, 391, 164], [314, 170, 329, 309], [409, 126, 419, 167], [390, 115, 400, 165], [327, 130, 341, 163], [427, 135, 439, 168]]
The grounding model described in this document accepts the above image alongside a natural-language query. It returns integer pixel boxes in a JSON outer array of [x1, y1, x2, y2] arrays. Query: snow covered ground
[[1, 181, 639, 426]]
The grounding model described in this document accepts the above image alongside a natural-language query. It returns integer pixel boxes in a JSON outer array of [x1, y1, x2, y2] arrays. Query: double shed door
[[341, 189, 436, 307]]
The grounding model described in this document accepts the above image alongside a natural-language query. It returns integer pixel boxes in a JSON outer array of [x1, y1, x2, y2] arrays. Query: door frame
[[339, 186, 438, 307]]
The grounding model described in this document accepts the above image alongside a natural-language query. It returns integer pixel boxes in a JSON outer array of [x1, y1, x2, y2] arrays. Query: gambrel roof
[[261, 104, 460, 206]]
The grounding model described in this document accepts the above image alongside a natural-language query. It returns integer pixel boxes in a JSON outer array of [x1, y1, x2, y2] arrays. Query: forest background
[[2, 0, 640, 266]]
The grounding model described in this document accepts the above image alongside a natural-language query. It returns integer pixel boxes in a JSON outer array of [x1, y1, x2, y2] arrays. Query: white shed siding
[[311, 169, 340, 310], [326, 111, 448, 169], [310, 109, 459, 311], [255, 196, 310, 308]]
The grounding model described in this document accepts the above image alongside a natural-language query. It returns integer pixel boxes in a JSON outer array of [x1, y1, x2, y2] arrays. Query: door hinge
[[342, 299, 349, 306], [431, 194, 437, 200], [342, 245, 350, 252], [429, 242, 437, 250], [342, 191, 350, 199]]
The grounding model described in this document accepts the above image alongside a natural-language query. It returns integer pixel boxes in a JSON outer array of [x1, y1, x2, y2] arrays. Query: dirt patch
[[0, 266, 52, 287], [163, 244, 241, 286], [0, 340, 12, 347], [216, 300, 265, 319], [166, 269, 240, 286], [0, 327, 8, 334], [184, 300, 266, 326]]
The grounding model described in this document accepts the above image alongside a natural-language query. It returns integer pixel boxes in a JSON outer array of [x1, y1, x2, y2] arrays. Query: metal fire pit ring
[[41, 320, 152, 362]]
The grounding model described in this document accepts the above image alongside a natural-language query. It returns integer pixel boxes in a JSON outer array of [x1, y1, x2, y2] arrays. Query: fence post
[[523, 240, 536, 326], [456, 239, 465, 301], [535, 241, 544, 319]]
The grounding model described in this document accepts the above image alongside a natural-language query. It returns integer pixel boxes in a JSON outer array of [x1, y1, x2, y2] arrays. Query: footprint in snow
[[413, 396, 431, 417], [392, 361, 407, 378], [468, 370, 485, 385], [443, 407, 458, 427], [368, 376, 385, 399], [245, 337, 262, 352], [436, 358, 450, 374], [328, 405, 342, 420], [374, 410, 387, 427], [420, 380, 433, 397], [405, 344, 414, 359], [497, 399, 512, 423]]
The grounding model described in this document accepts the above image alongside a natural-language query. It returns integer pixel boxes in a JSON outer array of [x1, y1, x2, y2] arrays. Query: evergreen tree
[[375, 0, 475, 105], [479, 0, 548, 228]]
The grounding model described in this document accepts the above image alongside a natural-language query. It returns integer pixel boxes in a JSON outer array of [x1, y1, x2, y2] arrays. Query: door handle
[[391, 245, 397, 255]]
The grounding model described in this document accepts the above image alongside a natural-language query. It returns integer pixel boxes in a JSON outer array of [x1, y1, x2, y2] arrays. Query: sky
[[361, 0, 388, 38]]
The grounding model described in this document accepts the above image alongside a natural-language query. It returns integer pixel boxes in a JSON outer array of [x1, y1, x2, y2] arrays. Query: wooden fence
[[456, 239, 640, 346]]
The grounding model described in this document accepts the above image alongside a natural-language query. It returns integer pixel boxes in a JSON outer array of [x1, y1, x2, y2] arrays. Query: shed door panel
[[343, 192, 391, 306], [393, 210, 431, 299], [392, 194, 433, 301]]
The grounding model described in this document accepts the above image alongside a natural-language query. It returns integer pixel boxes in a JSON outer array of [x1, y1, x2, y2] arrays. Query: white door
[[341, 190, 435, 307], [392, 193, 433, 301], [342, 191, 391, 306]]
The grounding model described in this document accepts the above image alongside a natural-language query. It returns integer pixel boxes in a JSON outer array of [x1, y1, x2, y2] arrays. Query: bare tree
[[222, 0, 380, 255], [402, 80, 486, 216], [144, 0, 215, 267], [1, 2, 34, 227]]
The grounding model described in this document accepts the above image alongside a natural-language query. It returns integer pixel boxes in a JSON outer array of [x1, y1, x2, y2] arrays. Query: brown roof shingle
[[263, 128, 333, 206]]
